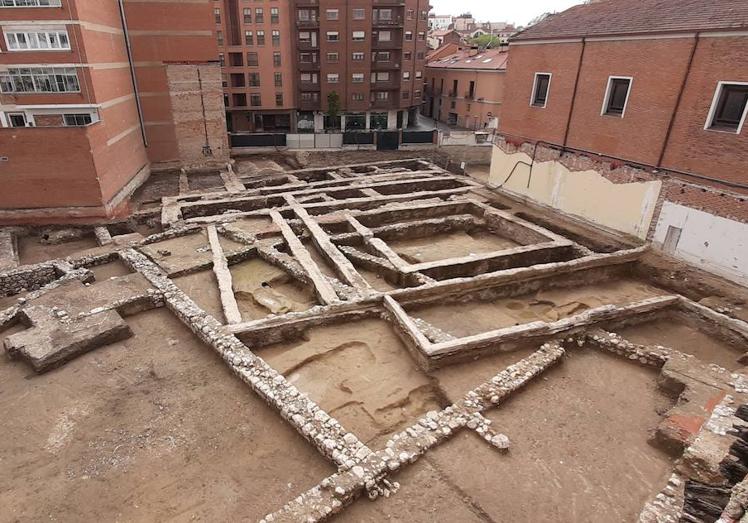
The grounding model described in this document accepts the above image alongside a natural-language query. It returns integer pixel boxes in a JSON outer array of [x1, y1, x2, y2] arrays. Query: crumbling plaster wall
[[489, 145, 661, 239], [652, 202, 748, 285]]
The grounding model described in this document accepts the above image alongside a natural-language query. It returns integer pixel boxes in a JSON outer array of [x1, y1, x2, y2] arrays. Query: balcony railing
[[370, 98, 398, 109], [299, 81, 321, 91], [372, 39, 402, 50], [372, 61, 400, 71], [372, 17, 404, 27], [448, 90, 457, 97], [371, 79, 400, 90], [296, 19, 320, 28], [464, 91, 475, 100], [299, 99, 321, 110], [297, 40, 318, 51], [299, 61, 320, 71]]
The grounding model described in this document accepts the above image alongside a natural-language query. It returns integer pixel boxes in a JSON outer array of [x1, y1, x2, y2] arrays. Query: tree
[[469, 34, 501, 49], [326, 91, 341, 119]]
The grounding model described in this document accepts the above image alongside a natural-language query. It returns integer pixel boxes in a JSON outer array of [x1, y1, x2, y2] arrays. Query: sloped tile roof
[[426, 48, 509, 71], [513, 0, 748, 41]]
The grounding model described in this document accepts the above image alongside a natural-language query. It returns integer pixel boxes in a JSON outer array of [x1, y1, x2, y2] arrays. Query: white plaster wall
[[652, 201, 748, 284], [489, 145, 661, 239]]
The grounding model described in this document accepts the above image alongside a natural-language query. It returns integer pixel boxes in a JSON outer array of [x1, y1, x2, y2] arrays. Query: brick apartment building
[[0, 0, 228, 223], [423, 46, 507, 129], [491, 0, 748, 283], [214, 0, 430, 134]]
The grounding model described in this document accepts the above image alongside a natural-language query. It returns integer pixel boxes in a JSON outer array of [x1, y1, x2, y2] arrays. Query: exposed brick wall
[[500, 35, 748, 189]]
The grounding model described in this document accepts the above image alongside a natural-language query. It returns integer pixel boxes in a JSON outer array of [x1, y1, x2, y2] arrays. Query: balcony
[[296, 18, 319, 28], [372, 39, 402, 50], [371, 79, 400, 90], [297, 40, 318, 51], [299, 81, 321, 91], [299, 61, 320, 71], [464, 91, 475, 100], [299, 99, 321, 110], [372, 17, 404, 27], [370, 98, 398, 109], [372, 61, 401, 71], [448, 90, 457, 98]]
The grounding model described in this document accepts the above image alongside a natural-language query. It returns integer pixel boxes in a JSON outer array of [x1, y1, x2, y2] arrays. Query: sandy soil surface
[[259, 319, 446, 447], [0, 309, 333, 521], [617, 319, 744, 370], [388, 230, 518, 264], [410, 279, 664, 337], [342, 349, 674, 522], [140, 230, 245, 276]]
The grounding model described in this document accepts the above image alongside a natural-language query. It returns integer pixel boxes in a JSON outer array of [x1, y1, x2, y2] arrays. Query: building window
[[404, 51, 412, 60], [276, 93, 283, 107], [250, 94, 261, 107], [327, 52, 339, 63], [370, 112, 388, 129], [352, 93, 364, 101], [327, 73, 339, 83], [403, 71, 410, 81], [0, 67, 80, 93], [63, 113, 93, 126], [407, 9, 414, 19], [417, 32, 425, 40], [247, 52, 258, 66], [245, 30, 253, 45], [0, 0, 62, 5], [530, 72, 551, 107], [243, 8, 252, 23], [8, 113, 28, 127], [375, 91, 389, 101], [415, 71, 422, 79], [352, 73, 364, 83], [326, 9, 338, 20], [273, 52, 282, 66], [219, 53, 225, 66], [271, 7, 279, 24], [376, 51, 390, 62], [352, 31, 365, 42], [376, 72, 390, 82], [274, 72, 282, 87], [300, 73, 318, 84], [229, 52, 243, 66], [233, 93, 247, 107], [378, 31, 391, 42], [216, 30, 224, 46], [5, 29, 70, 50], [248, 73, 260, 87], [416, 52, 424, 60], [352, 8, 365, 20], [272, 30, 280, 46], [602, 76, 632, 117], [352, 52, 364, 61], [705, 82, 748, 133], [223, 94, 229, 107], [414, 89, 422, 99], [346, 113, 366, 130], [326, 31, 339, 42], [405, 31, 413, 41], [256, 30, 265, 45], [214, 8, 221, 24], [255, 8, 264, 23]]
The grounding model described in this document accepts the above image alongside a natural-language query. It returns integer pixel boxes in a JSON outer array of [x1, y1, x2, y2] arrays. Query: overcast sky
[[429, 0, 583, 27]]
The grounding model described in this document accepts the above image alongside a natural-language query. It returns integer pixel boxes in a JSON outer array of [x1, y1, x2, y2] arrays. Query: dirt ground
[[388, 230, 517, 264], [0, 309, 333, 522], [342, 349, 674, 522], [409, 278, 664, 337]]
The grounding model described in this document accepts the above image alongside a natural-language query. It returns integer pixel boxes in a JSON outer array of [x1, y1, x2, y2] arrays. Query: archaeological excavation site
[[2, 155, 748, 522]]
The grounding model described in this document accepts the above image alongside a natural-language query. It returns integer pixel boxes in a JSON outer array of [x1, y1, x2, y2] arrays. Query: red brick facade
[[501, 35, 748, 191]]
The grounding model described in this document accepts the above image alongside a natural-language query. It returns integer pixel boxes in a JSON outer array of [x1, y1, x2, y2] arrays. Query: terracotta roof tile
[[513, 0, 748, 41]]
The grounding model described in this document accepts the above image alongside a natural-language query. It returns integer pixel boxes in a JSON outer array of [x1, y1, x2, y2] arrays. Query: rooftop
[[426, 47, 509, 71], [513, 0, 748, 41]]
